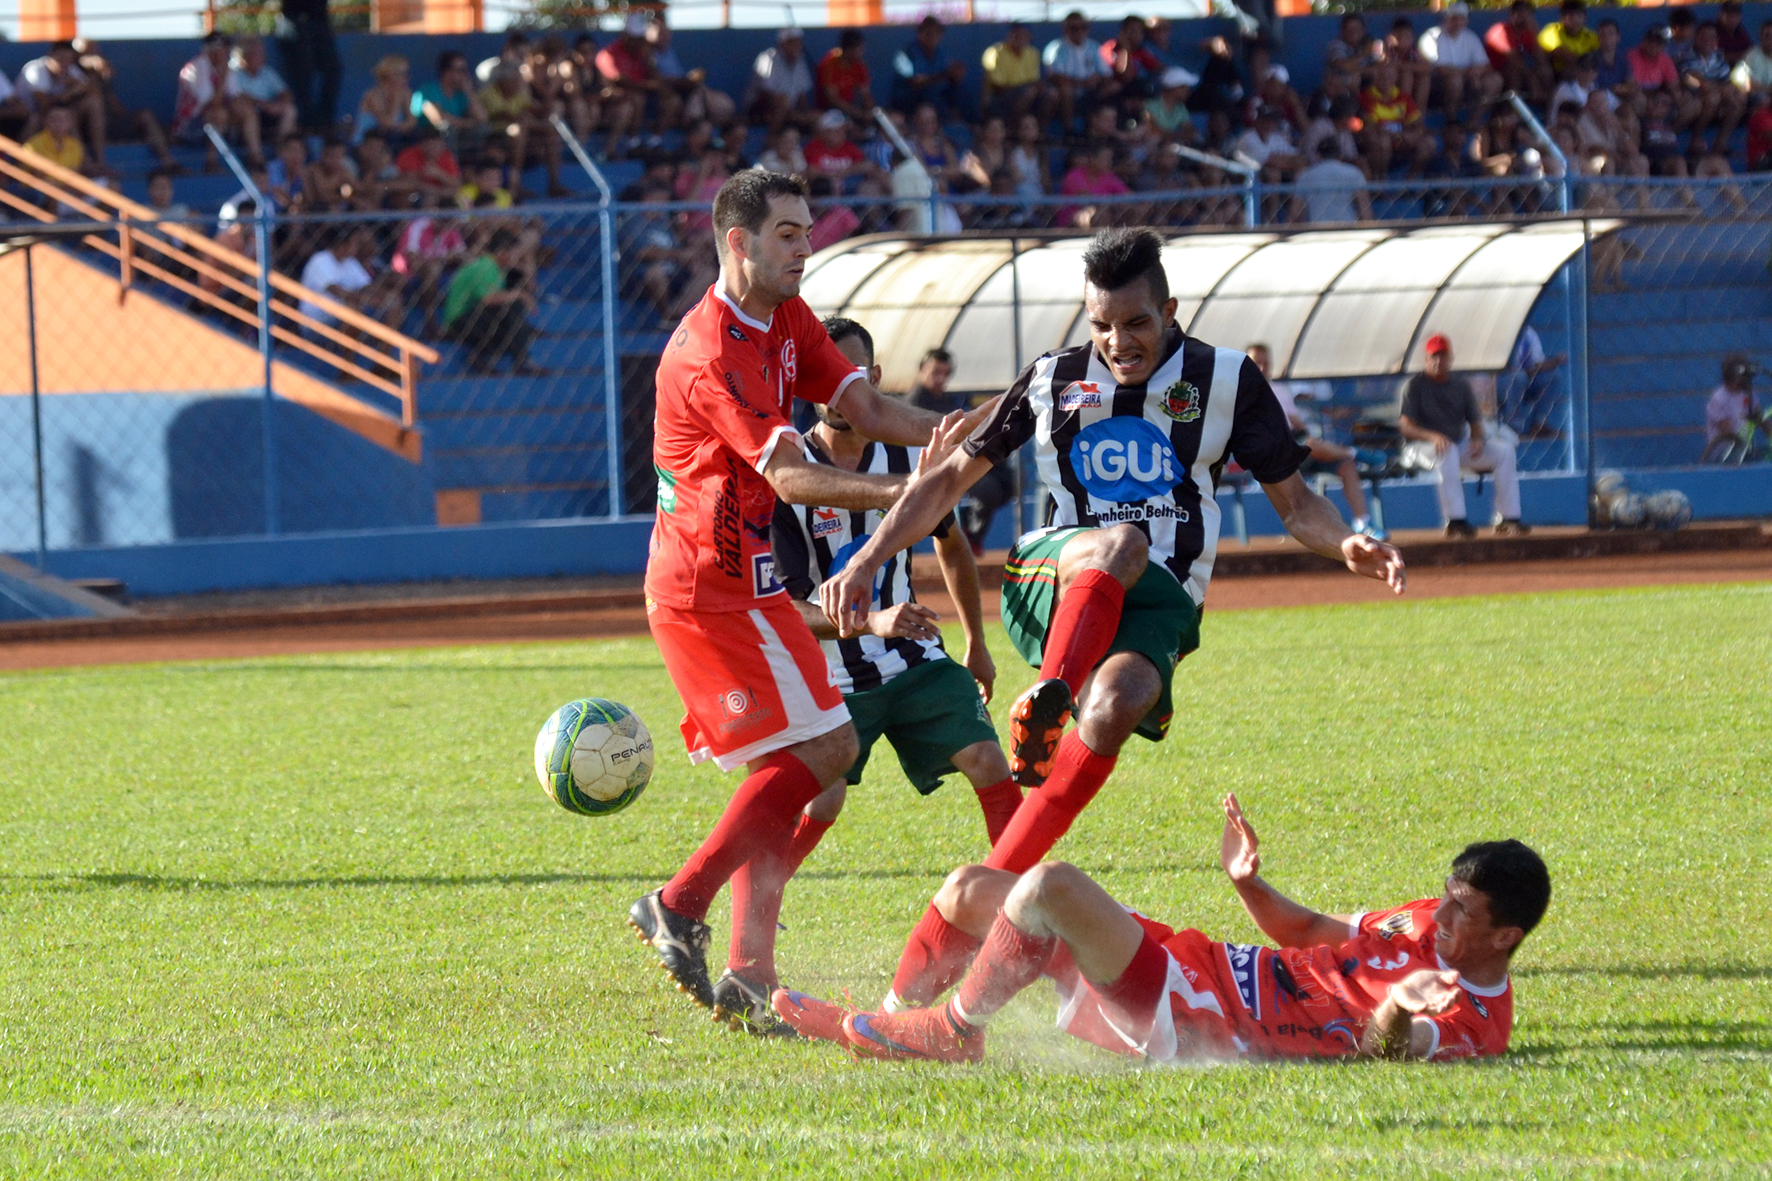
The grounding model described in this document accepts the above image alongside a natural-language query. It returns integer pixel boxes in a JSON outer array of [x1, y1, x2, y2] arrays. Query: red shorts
[[1050, 921, 1253, 1062], [648, 594, 849, 772]]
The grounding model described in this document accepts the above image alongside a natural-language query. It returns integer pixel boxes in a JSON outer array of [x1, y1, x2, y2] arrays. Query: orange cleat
[[1007, 678, 1072, 788], [771, 988, 853, 1044], [841, 1005, 985, 1064]]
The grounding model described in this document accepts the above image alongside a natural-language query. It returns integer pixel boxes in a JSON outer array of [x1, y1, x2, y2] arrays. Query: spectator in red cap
[[1400, 334, 1528, 537]]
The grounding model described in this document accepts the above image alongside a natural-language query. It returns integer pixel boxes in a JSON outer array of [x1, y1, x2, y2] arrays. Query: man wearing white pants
[[1400, 334, 1529, 538]]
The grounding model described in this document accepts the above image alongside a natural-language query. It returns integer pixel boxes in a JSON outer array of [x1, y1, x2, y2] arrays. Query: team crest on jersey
[[1159, 379, 1202, 422], [727, 325, 747, 342], [810, 507, 843, 538], [1058, 381, 1103, 410], [780, 339, 797, 381], [753, 553, 783, 596], [1367, 952, 1410, 972], [1376, 912, 1415, 940], [1223, 943, 1262, 1018]]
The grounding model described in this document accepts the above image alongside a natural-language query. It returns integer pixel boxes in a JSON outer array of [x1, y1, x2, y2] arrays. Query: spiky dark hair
[[1081, 228, 1169, 307]]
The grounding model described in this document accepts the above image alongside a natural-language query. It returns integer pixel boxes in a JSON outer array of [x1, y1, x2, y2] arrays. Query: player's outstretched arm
[[837, 383, 1001, 449], [821, 444, 996, 638], [1359, 969, 1460, 1060], [765, 443, 907, 510], [1261, 472, 1406, 595], [933, 524, 995, 703], [1221, 793, 1358, 950], [792, 588, 943, 643]]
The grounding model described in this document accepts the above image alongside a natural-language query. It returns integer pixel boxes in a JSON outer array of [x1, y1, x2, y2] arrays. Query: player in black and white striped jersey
[[811, 228, 1408, 1018], [723, 318, 1021, 1002]]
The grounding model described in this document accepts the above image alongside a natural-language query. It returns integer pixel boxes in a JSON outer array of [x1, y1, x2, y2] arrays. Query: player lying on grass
[[774, 794, 1550, 1064], [631, 168, 996, 1026], [819, 227, 1409, 1014], [706, 317, 1023, 1033]]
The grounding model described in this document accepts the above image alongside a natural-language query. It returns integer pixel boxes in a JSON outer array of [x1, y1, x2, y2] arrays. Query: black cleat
[[1008, 678, 1073, 788], [628, 890, 715, 1009], [711, 970, 798, 1038]]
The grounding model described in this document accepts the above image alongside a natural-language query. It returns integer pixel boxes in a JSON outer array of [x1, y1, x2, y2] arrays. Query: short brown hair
[[711, 167, 808, 259]]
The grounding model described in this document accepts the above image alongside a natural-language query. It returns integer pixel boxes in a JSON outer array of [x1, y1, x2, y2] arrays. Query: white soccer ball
[[534, 698, 654, 816], [1610, 492, 1648, 530]]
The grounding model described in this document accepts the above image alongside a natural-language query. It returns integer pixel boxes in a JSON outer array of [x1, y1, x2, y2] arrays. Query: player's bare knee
[[935, 864, 996, 923], [1094, 524, 1149, 583], [952, 739, 1011, 786], [804, 782, 846, 823], [1022, 861, 1086, 908]]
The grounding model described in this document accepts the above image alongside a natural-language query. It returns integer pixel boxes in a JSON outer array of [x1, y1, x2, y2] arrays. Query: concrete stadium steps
[[416, 374, 604, 415], [1589, 391, 1716, 432], [477, 486, 611, 521], [1589, 358, 1738, 399], [1591, 429, 1709, 469], [425, 447, 608, 491], [1590, 319, 1772, 358], [419, 406, 612, 451]]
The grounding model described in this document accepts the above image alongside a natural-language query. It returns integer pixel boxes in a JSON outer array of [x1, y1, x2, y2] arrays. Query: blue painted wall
[[0, 392, 435, 553], [12, 466, 1769, 597]]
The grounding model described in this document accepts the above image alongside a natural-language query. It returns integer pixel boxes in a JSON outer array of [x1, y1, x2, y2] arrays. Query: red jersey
[[805, 137, 866, 177], [646, 287, 865, 612], [816, 50, 870, 107], [1139, 899, 1513, 1061]]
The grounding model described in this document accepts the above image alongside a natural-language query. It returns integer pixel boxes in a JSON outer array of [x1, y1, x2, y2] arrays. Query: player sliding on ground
[[631, 168, 991, 1031], [820, 227, 1409, 1013], [774, 794, 1550, 1064], [720, 317, 1022, 1032]]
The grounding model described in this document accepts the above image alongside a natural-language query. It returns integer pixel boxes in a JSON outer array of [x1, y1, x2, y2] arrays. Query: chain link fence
[[2, 173, 1769, 570]]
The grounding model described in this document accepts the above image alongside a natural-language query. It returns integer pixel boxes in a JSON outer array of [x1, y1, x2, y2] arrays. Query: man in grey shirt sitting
[[1400, 334, 1528, 538]]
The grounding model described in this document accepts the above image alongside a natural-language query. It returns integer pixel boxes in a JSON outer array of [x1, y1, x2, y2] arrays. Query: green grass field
[[1, 581, 1769, 1177]]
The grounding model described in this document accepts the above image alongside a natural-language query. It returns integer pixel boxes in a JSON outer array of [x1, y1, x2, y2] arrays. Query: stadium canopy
[[800, 221, 1616, 395]]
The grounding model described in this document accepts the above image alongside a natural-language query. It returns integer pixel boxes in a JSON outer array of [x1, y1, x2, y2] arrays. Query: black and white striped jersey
[[963, 325, 1308, 604], [770, 436, 958, 696]]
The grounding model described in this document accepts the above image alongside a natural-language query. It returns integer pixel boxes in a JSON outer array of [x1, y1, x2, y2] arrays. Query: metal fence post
[[24, 245, 47, 569], [1576, 220, 1594, 508], [1008, 235, 1026, 537], [205, 124, 278, 534], [553, 115, 623, 519]]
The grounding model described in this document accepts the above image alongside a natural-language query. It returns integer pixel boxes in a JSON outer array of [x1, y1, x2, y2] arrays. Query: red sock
[[973, 778, 1023, 846], [888, 904, 983, 1007], [660, 751, 822, 921], [984, 732, 1116, 874], [727, 812, 835, 983], [951, 912, 1060, 1027], [1039, 569, 1125, 695]]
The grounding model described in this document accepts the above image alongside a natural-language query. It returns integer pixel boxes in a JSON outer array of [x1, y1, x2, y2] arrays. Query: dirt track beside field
[[3, 544, 1769, 672]]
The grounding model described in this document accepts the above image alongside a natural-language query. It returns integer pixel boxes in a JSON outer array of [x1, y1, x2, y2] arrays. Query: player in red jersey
[[630, 168, 987, 1032], [774, 793, 1549, 1064]]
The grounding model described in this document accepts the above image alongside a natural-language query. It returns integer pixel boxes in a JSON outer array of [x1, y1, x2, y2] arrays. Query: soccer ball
[[534, 698, 654, 816], [1645, 489, 1693, 530], [1610, 492, 1648, 529]]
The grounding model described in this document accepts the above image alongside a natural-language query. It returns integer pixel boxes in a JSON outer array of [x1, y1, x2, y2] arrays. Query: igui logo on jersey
[[810, 507, 843, 538], [1071, 416, 1181, 503], [1376, 911, 1415, 941], [1058, 380, 1103, 410], [1224, 943, 1261, 1018], [1469, 993, 1489, 1019], [1159, 379, 1202, 422], [727, 324, 748, 342]]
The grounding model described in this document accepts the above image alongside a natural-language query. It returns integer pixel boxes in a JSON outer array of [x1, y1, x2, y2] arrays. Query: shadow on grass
[[1507, 1019, 1772, 1059]]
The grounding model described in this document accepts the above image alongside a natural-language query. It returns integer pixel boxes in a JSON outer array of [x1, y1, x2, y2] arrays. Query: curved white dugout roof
[[801, 221, 1614, 394]]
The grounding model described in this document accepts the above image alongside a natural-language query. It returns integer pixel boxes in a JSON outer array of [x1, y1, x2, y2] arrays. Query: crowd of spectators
[[6, 6, 1771, 367]]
